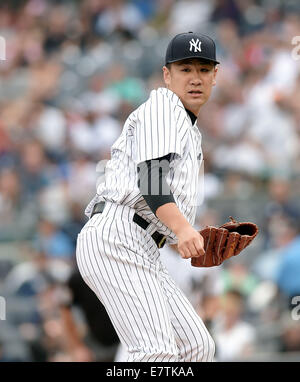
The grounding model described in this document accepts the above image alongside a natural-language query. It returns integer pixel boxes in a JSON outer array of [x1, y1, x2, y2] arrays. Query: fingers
[[193, 239, 205, 257], [179, 247, 190, 259], [179, 234, 205, 259], [179, 244, 196, 259]]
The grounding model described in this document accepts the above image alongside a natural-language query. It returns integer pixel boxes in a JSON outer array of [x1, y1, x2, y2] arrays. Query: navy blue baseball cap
[[165, 32, 220, 65]]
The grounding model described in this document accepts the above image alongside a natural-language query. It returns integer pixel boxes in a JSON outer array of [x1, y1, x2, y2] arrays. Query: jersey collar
[[158, 87, 198, 125]]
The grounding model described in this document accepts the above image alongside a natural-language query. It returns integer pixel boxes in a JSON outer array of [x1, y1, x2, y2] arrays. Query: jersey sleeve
[[134, 90, 188, 164]]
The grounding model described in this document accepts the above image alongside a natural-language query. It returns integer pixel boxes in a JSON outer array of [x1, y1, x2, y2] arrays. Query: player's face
[[163, 58, 218, 115]]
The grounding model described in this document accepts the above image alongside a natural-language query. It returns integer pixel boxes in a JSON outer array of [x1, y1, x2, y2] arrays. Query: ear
[[212, 66, 218, 86], [163, 66, 171, 87]]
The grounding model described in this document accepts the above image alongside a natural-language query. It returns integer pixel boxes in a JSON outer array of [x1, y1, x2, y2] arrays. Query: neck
[[185, 108, 197, 125]]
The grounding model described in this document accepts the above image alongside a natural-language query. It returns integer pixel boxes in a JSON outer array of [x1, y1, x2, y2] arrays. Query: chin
[[195, 98, 207, 109], [182, 97, 205, 114], [190, 100, 205, 111]]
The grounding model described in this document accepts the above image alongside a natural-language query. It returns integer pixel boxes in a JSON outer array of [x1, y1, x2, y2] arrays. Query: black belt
[[90, 202, 167, 249]]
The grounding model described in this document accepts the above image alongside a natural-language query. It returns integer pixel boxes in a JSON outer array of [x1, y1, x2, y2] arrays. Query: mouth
[[188, 90, 203, 95]]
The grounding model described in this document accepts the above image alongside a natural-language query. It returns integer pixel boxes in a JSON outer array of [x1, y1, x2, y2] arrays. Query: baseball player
[[76, 32, 219, 362]]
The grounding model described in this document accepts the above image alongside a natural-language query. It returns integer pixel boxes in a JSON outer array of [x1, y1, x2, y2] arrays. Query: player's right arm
[[156, 202, 205, 259], [137, 156, 205, 260], [135, 91, 205, 259]]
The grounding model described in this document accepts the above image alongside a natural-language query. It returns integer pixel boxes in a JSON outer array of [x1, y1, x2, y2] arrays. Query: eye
[[181, 68, 190, 72], [200, 68, 209, 72]]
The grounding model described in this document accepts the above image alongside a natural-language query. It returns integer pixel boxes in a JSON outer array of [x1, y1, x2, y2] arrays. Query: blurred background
[[0, 0, 300, 362]]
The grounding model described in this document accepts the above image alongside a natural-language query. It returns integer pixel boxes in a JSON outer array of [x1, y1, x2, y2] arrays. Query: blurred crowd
[[0, 0, 300, 362]]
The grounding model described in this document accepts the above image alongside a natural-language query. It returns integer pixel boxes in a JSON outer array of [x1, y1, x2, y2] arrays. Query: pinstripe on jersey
[[76, 201, 215, 362], [85, 87, 203, 245]]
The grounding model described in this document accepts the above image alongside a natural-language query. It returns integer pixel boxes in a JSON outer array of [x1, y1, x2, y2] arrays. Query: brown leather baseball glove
[[191, 217, 259, 267]]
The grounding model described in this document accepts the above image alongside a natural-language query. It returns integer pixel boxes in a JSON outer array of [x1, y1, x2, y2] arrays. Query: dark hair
[[165, 59, 216, 70]]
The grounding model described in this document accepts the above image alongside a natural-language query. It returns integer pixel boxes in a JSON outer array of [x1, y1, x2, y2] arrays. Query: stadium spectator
[[0, 0, 300, 361]]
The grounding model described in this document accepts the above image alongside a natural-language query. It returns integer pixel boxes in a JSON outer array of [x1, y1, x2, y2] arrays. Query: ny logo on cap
[[189, 38, 202, 53]]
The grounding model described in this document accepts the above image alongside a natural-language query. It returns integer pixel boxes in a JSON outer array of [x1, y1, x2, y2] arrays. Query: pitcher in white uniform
[[76, 32, 219, 362]]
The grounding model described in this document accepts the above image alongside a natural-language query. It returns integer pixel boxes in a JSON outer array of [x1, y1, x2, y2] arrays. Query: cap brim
[[166, 55, 220, 65]]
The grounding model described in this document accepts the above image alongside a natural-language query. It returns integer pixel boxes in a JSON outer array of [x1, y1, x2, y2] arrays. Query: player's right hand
[[176, 225, 205, 259]]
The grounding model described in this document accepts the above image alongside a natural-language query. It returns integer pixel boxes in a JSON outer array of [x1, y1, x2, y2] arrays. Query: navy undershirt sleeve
[[137, 153, 176, 216], [137, 108, 197, 216]]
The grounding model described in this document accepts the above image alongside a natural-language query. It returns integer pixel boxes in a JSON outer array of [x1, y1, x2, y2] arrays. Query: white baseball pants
[[76, 201, 215, 362]]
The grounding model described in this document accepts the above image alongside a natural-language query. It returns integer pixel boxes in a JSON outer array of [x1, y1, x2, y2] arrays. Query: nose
[[190, 76, 202, 86]]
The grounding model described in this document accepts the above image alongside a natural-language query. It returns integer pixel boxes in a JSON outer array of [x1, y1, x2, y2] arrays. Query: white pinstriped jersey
[[85, 87, 203, 244]]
